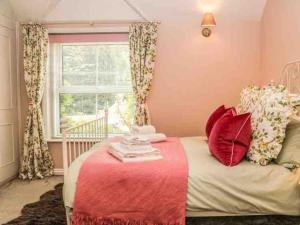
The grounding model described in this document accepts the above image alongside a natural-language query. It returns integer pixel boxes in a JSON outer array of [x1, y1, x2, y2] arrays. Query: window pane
[[97, 93, 135, 134], [62, 45, 97, 86], [59, 93, 134, 134], [59, 93, 96, 134], [97, 45, 131, 86], [62, 44, 131, 87]]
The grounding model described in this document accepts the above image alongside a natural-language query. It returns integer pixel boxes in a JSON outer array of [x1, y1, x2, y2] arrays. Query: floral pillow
[[237, 85, 261, 113], [237, 84, 300, 166]]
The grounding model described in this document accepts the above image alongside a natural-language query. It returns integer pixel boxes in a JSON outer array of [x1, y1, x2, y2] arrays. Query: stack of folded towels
[[108, 125, 167, 162]]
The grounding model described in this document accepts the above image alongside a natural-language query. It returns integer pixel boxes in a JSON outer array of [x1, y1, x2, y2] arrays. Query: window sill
[[47, 138, 63, 143], [47, 134, 123, 143]]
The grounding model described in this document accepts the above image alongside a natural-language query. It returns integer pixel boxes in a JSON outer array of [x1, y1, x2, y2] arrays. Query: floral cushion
[[237, 84, 300, 166], [237, 85, 261, 113]]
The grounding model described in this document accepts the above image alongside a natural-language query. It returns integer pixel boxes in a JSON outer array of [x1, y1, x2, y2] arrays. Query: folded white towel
[[122, 136, 150, 145], [142, 133, 167, 143], [108, 148, 161, 158], [123, 133, 167, 144], [131, 125, 156, 135], [123, 144, 153, 152], [108, 148, 163, 162], [110, 142, 160, 155]]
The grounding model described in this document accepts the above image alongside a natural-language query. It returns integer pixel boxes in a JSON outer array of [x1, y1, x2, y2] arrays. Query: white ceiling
[[9, 0, 61, 21], [8, 0, 268, 22], [45, 0, 140, 22], [128, 0, 268, 21]]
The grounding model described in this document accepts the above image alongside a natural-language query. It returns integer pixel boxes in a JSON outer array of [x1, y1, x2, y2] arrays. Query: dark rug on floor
[[4, 183, 300, 225]]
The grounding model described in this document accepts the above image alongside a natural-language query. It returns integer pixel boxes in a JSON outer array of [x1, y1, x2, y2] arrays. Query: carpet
[[4, 183, 300, 225]]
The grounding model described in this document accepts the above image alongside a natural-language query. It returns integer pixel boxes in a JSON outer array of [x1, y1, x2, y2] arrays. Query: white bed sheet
[[63, 137, 300, 216]]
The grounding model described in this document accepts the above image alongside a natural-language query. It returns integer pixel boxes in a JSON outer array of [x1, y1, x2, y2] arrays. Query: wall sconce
[[201, 13, 216, 37]]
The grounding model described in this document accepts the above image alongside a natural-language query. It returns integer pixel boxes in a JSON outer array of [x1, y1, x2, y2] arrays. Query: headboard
[[281, 61, 300, 116], [280, 60, 300, 94]]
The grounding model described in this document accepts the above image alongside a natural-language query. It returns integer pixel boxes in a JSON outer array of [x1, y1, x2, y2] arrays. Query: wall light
[[201, 13, 216, 37]]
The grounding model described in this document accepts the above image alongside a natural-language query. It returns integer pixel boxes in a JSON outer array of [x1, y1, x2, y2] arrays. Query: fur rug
[[4, 183, 300, 225]]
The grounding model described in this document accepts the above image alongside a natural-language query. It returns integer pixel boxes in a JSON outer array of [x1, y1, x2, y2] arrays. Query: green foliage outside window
[[58, 43, 134, 134]]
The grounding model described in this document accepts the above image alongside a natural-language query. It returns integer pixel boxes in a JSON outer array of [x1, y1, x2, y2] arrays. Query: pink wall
[[148, 20, 261, 136], [19, 0, 300, 170], [261, 0, 300, 83], [19, 20, 262, 169]]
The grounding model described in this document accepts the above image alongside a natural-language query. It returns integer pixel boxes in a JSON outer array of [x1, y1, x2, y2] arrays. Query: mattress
[[63, 136, 300, 216]]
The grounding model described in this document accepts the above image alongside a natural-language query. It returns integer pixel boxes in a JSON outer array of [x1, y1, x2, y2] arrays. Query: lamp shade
[[201, 13, 216, 27]]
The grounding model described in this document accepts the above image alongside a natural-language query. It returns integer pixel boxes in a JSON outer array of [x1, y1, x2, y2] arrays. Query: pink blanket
[[72, 137, 188, 225]]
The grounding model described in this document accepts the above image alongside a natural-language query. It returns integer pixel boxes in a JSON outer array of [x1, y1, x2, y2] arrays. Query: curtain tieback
[[28, 101, 38, 109], [137, 102, 147, 108]]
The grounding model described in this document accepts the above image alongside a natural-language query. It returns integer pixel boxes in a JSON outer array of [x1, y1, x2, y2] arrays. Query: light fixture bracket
[[202, 27, 211, 37]]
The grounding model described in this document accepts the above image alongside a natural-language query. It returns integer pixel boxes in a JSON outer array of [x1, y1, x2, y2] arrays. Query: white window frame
[[44, 40, 132, 140]]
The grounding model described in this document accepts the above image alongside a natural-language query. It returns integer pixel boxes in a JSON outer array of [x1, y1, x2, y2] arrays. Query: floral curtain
[[129, 22, 159, 125], [19, 24, 54, 179]]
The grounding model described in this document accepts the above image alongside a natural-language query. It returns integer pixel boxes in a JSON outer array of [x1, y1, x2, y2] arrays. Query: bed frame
[[280, 60, 300, 94], [62, 61, 300, 224]]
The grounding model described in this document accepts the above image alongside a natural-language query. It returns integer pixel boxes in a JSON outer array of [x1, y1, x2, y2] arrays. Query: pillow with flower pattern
[[237, 84, 300, 166], [237, 85, 261, 113]]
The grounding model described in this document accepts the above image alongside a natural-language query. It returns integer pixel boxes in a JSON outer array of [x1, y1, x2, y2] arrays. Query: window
[[46, 33, 134, 138]]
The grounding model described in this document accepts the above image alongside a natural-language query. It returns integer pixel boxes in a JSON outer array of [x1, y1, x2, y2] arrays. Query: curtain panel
[[129, 22, 159, 126], [19, 24, 54, 179]]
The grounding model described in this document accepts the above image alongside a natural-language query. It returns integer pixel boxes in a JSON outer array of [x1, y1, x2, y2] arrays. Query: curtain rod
[[20, 20, 161, 27]]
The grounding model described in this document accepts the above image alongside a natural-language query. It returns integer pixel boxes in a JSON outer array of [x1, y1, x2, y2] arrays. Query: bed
[[62, 61, 300, 224]]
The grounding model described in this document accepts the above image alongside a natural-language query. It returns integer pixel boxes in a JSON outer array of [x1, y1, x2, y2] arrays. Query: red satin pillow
[[206, 105, 236, 138], [208, 109, 252, 166]]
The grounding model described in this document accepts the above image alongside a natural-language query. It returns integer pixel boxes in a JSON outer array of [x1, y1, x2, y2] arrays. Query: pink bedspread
[[72, 137, 188, 225]]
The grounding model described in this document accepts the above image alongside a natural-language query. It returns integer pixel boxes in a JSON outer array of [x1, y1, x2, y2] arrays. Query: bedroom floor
[[0, 176, 63, 224]]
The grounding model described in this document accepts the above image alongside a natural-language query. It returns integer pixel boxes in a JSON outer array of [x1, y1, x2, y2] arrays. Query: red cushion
[[208, 110, 252, 167], [206, 105, 236, 138]]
